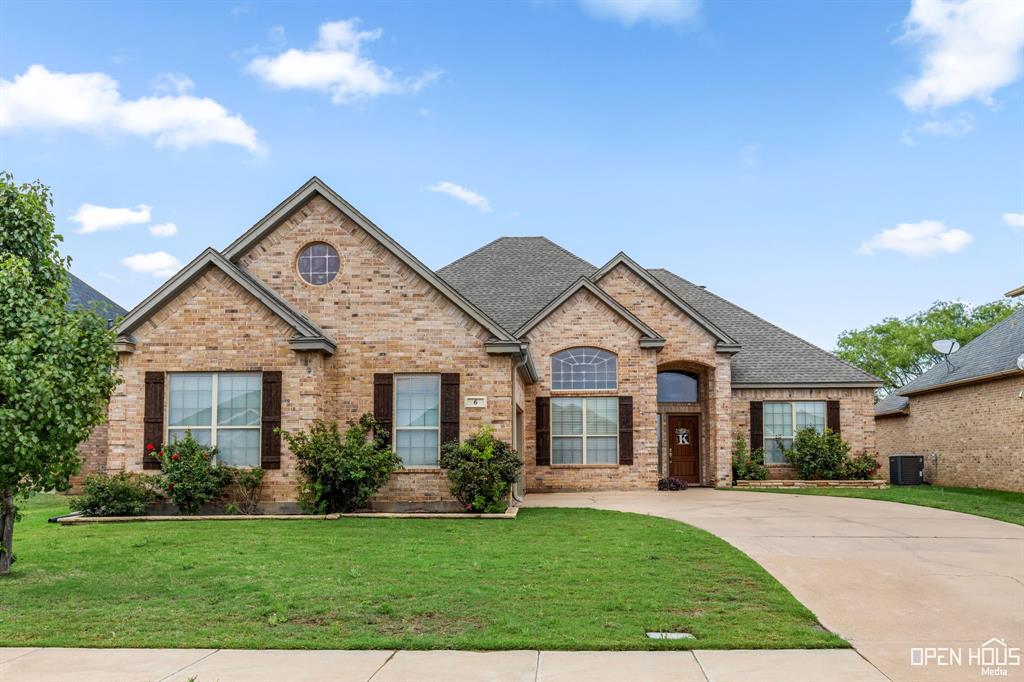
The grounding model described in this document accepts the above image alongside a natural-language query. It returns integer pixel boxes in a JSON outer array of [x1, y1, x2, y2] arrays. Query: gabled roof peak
[[116, 248, 336, 354], [515, 276, 665, 348], [591, 251, 740, 350], [221, 177, 518, 343]]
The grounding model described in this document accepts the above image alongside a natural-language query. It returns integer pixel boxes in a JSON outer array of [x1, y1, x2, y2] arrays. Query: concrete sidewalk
[[0, 647, 887, 682]]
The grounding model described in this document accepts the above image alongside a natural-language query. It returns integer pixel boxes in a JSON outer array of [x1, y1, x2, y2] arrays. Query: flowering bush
[[279, 414, 401, 513], [70, 472, 155, 516], [732, 435, 769, 481], [784, 428, 878, 480], [150, 432, 230, 514], [440, 426, 521, 513]]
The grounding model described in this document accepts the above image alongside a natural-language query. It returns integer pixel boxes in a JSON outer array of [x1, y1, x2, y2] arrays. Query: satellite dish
[[1017, 353, 1024, 371], [931, 339, 960, 355]]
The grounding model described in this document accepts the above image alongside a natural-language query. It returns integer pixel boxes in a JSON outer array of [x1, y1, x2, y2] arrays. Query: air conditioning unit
[[889, 455, 924, 485]]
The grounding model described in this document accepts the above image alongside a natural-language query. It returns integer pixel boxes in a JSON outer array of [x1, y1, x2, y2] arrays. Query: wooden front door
[[668, 415, 700, 484]]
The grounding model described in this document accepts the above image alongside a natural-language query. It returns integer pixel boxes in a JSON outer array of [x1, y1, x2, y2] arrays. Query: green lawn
[[736, 485, 1024, 526], [0, 494, 843, 651]]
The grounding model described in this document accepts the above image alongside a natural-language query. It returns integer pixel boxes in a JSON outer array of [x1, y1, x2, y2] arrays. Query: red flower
[[171, 454, 180, 461], [168, 484, 174, 491], [465, 504, 473, 511], [146, 443, 155, 451]]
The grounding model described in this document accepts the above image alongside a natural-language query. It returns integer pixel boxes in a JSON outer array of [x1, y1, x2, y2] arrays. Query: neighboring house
[[875, 288, 1024, 492], [84, 178, 880, 510], [67, 273, 127, 487], [68, 272, 127, 319]]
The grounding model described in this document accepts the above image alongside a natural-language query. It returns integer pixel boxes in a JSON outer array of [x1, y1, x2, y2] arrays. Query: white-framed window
[[394, 374, 441, 466], [551, 396, 618, 464], [551, 347, 617, 390], [166, 372, 262, 467], [763, 401, 826, 464]]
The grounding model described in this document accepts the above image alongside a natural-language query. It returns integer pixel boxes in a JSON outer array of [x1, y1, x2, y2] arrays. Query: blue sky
[[2, 0, 1022, 350]]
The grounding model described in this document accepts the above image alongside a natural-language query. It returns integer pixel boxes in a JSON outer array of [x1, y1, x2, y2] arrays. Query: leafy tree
[[835, 299, 1020, 396], [0, 172, 119, 575]]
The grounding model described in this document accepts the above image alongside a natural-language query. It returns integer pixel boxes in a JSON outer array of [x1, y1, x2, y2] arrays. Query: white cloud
[[246, 19, 441, 104], [71, 203, 152, 234], [0, 65, 263, 153], [901, 111, 975, 144], [1003, 212, 1024, 230], [152, 72, 194, 95], [858, 220, 973, 257], [122, 251, 181, 278], [739, 143, 760, 170], [149, 222, 178, 237], [579, 0, 700, 26], [267, 25, 287, 49], [897, 0, 1024, 111], [426, 181, 492, 212]]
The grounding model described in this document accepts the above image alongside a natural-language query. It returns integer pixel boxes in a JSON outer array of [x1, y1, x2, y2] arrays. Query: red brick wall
[[875, 375, 1023, 492]]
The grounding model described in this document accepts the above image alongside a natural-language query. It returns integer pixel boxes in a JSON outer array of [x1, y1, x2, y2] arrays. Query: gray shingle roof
[[897, 306, 1024, 395], [438, 237, 595, 332], [68, 273, 127, 319], [874, 393, 909, 416], [438, 237, 879, 385], [649, 269, 879, 385]]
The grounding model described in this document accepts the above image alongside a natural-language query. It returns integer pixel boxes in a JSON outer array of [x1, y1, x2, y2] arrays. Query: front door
[[668, 415, 700, 484]]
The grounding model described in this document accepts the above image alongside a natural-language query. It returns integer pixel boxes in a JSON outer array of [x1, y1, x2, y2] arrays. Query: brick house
[[85, 178, 881, 510], [875, 290, 1024, 493]]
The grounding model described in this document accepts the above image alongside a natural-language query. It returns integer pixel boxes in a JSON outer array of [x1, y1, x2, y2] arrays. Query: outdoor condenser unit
[[889, 455, 924, 485]]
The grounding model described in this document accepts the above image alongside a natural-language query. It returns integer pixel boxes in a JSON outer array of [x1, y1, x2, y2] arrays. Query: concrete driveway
[[522, 489, 1024, 682]]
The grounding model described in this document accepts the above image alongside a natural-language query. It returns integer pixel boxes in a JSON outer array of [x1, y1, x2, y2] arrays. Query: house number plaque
[[465, 396, 487, 408], [675, 428, 690, 445]]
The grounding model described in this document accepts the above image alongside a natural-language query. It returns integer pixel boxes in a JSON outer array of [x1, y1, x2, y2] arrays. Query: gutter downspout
[[511, 351, 530, 504]]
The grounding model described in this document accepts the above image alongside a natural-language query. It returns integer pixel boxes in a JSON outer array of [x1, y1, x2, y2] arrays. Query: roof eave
[[289, 337, 337, 355], [899, 368, 1022, 396], [732, 381, 884, 389]]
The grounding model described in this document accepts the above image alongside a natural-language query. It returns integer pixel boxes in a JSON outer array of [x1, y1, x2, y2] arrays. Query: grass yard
[[736, 485, 1024, 526], [0, 494, 843, 651]]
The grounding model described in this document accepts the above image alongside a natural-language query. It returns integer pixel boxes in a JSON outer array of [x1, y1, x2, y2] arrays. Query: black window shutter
[[535, 397, 550, 466], [618, 396, 634, 465], [261, 371, 282, 470], [373, 373, 394, 446], [749, 401, 764, 452], [440, 373, 460, 445], [826, 400, 841, 435], [143, 372, 165, 470]]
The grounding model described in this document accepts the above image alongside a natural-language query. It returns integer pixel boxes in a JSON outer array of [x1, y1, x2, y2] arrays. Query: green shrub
[[731, 435, 769, 481], [69, 472, 155, 516], [784, 428, 852, 480], [843, 452, 881, 480], [280, 414, 401, 513], [440, 426, 522, 513], [222, 467, 265, 515], [152, 432, 231, 514]]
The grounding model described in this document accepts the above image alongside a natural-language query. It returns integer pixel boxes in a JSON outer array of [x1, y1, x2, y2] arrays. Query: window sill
[[549, 463, 621, 469], [394, 466, 443, 474]]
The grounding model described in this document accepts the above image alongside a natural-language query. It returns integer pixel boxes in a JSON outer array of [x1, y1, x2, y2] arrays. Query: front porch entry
[[667, 414, 700, 484]]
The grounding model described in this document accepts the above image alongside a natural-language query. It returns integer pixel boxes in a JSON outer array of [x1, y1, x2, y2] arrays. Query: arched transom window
[[551, 347, 617, 390], [657, 370, 699, 403]]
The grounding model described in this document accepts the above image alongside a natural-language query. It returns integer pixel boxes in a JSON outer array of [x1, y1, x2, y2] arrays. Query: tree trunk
[[0, 489, 14, 576]]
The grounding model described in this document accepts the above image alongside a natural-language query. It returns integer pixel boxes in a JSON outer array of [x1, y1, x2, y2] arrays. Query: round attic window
[[297, 243, 339, 285]]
